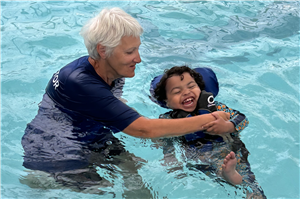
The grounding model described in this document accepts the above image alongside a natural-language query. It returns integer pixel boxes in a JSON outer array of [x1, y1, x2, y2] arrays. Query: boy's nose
[[183, 89, 191, 96]]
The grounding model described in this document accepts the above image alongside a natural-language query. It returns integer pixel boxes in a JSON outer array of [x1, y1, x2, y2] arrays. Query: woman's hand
[[214, 111, 230, 121], [202, 112, 235, 135]]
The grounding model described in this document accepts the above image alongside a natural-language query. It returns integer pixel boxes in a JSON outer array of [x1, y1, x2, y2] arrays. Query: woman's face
[[106, 36, 141, 78], [165, 72, 201, 112]]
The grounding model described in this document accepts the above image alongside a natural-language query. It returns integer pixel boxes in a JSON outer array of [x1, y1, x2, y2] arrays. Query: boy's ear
[[165, 100, 170, 108], [97, 43, 106, 59]]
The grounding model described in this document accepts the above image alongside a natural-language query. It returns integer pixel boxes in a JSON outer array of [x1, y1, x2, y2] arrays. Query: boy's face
[[165, 72, 201, 112]]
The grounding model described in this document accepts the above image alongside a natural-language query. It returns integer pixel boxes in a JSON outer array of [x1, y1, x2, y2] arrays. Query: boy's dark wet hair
[[154, 66, 205, 102]]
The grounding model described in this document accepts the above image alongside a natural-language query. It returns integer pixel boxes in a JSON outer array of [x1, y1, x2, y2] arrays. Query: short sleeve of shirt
[[46, 56, 140, 132]]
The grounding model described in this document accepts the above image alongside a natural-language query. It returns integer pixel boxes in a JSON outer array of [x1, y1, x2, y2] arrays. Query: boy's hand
[[202, 112, 234, 135]]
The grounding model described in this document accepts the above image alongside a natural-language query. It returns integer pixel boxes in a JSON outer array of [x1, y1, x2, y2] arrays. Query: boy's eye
[[172, 90, 181, 94], [189, 85, 196, 89]]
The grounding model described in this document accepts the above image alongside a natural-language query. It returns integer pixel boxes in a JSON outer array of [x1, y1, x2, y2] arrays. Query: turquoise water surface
[[1, 1, 299, 198]]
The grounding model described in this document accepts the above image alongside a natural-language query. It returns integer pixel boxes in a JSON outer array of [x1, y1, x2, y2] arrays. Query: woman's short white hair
[[80, 7, 143, 60]]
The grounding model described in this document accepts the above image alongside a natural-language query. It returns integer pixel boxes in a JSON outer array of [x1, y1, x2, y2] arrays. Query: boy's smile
[[165, 72, 201, 112]]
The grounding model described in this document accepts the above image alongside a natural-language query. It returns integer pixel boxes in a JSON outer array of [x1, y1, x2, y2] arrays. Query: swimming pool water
[[1, 1, 299, 198]]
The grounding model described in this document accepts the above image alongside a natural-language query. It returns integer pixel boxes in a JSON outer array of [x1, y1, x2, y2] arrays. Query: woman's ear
[[97, 43, 106, 59]]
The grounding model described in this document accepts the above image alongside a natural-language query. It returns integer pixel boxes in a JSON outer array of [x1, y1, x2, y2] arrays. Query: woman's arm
[[123, 111, 229, 138]]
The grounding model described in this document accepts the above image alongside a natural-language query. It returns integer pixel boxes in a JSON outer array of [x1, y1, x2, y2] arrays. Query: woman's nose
[[134, 51, 142, 63]]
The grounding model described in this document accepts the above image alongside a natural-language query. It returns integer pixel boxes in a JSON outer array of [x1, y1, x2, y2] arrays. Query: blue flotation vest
[[170, 90, 223, 143]]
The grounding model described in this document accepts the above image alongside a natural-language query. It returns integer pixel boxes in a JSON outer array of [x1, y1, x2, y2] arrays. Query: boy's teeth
[[184, 98, 192, 103]]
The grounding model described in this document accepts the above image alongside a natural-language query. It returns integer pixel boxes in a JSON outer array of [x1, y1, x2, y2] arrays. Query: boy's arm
[[202, 101, 249, 135], [215, 101, 249, 135]]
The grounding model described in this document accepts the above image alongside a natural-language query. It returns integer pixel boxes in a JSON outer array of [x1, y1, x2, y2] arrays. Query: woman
[[21, 7, 229, 195]]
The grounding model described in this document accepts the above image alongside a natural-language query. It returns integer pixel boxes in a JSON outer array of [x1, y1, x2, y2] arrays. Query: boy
[[153, 65, 250, 185]]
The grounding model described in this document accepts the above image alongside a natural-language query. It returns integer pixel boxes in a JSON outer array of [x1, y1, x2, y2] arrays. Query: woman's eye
[[126, 51, 133, 54]]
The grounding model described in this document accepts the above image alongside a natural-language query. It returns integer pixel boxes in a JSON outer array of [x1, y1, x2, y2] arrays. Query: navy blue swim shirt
[[21, 56, 140, 172], [46, 56, 140, 131]]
